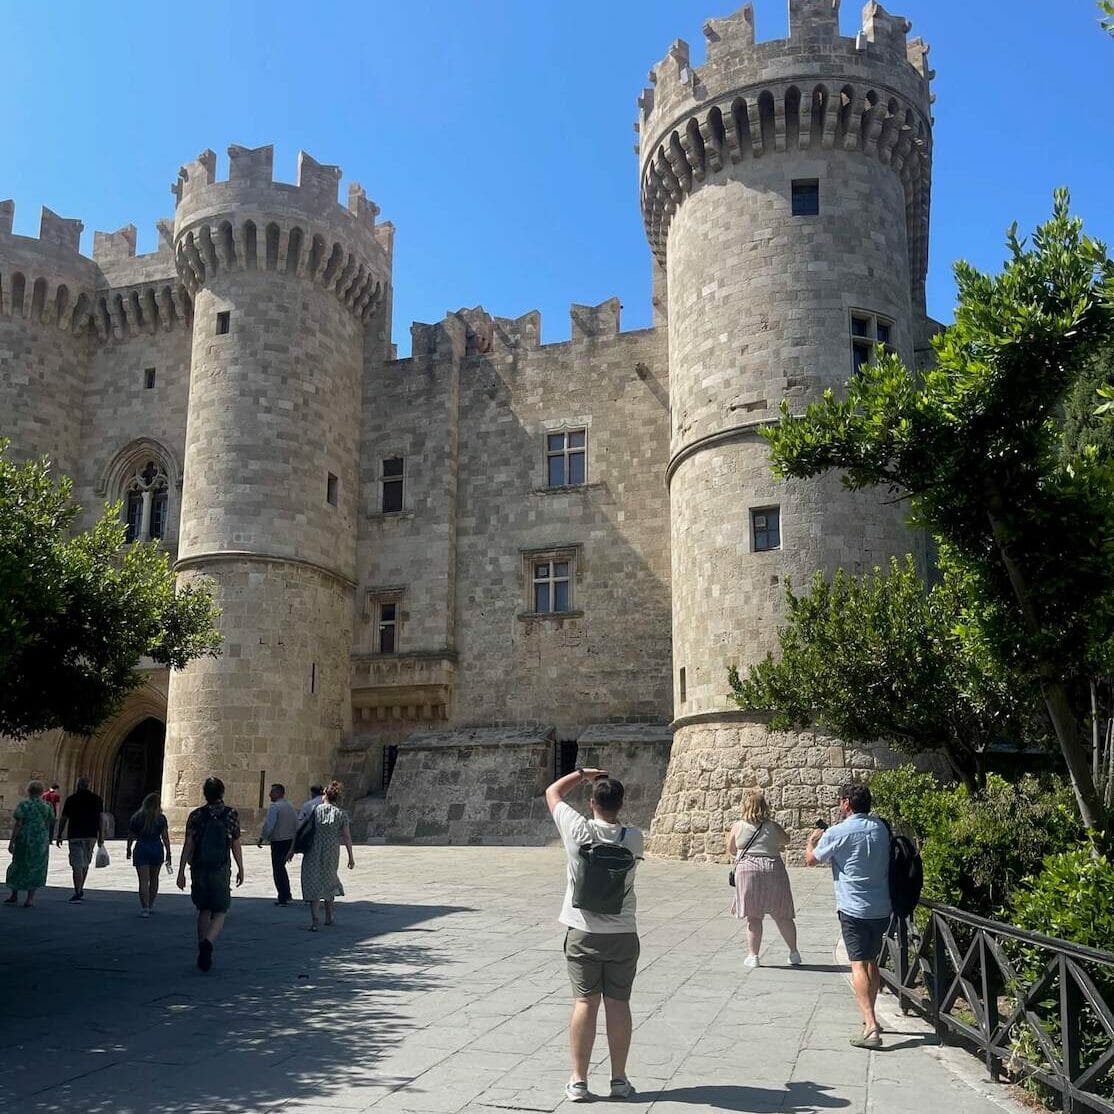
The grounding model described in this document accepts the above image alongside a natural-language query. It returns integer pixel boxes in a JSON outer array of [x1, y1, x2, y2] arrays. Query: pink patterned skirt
[[730, 855, 796, 920]]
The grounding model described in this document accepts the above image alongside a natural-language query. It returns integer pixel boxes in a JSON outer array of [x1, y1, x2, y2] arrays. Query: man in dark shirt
[[55, 777, 105, 902], [177, 776, 244, 972]]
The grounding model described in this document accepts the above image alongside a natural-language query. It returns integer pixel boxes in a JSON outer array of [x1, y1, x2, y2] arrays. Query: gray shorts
[[564, 929, 640, 1001], [68, 839, 95, 871]]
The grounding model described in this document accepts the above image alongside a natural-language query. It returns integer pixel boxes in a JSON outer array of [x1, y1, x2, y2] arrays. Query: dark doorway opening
[[111, 718, 165, 836]]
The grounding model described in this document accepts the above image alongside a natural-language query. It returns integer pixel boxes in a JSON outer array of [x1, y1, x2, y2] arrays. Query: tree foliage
[[0, 447, 222, 738], [729, 556, 1047, 790], [762, 193, 1114, 831], [1101, 0, 1114, 34]]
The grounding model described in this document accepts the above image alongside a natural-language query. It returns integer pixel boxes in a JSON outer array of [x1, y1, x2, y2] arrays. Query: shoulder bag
[[727, 821, 766, 887]]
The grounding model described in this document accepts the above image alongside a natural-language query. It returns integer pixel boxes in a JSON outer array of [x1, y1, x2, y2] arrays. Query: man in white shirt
[[257, 784, 298, 905], [296, 785, 324, 824], [546, 766, 644, 1103]]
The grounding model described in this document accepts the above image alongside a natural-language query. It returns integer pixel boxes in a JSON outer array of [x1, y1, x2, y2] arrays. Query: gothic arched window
[[123, 460, 170, 544]]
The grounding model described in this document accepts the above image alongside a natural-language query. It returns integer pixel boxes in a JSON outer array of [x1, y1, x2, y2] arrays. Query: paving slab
[[0, 843, 1027, 1113]]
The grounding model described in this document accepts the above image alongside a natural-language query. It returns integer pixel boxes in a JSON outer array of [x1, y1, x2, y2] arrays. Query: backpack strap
[[619, 827, 626, 844]]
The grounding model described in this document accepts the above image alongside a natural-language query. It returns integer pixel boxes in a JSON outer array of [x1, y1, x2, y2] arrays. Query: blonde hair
[[740, 789, 771, 826], [27, 780, 45, 798], [131, 792, 162, 836]]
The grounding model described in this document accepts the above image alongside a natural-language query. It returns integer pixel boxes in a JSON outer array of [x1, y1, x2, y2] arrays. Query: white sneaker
[[788, 950, 802, 965], [564, 1080, 591, 1103], [743, 953, 760, 969], [139, 909, 150, 918]]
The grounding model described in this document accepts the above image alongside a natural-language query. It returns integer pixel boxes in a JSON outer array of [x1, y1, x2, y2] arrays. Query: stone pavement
[[0, 844, 1024, 1114]]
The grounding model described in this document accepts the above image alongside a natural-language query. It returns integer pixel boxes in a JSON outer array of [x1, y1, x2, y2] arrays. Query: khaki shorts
[[564, 929, 640, 1001], [68, 839, 95, 871]]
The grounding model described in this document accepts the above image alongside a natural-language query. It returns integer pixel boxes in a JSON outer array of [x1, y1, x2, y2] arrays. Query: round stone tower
[[641, 0, 934, 857], [164, 144, 391, 828], [0, 203, 96, 480]]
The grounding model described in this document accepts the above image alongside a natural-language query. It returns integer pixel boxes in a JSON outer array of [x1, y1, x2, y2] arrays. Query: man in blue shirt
[[805, 781, 890, 1049]]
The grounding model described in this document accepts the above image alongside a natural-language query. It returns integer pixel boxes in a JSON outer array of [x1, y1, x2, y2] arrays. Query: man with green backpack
[[546, 766, 644, 1103]]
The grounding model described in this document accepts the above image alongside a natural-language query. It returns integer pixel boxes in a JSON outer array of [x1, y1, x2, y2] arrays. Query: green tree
[[0, 447, 222, 738], [761, 193, 1114, 831], [1101, 0, 1114, 34], [729, 556, 1046, 793]]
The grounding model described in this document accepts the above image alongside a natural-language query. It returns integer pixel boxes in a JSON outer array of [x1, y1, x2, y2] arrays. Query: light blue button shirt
[[813, 813, 891, 920]]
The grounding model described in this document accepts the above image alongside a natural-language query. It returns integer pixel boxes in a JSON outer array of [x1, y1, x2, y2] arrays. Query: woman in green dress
[[5, 780, 54, 907]]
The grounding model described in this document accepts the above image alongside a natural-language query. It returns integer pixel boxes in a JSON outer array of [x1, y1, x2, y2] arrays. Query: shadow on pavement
[[0, 885, 473, 1113], [652, 1080, 851, 1110]]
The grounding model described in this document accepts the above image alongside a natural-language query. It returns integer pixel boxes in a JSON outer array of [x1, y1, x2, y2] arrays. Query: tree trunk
[[987, 506, 1108, 831]]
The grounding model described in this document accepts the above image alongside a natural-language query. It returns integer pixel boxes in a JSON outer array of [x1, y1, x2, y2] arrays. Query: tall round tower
[[0, 204, 96, 480], [641, 0, 934, 857], [163, 144, 391, 828]]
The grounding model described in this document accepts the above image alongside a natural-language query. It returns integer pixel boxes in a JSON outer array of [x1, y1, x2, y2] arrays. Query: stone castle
[[0, 0, 935, 852]]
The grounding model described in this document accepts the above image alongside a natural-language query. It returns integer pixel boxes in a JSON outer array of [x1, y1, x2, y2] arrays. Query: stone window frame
[[538, 417, 591, 491], [750, 506, 781, 553], [849, 309, 896, 376], [544, 426, 588, 488], [97, 438, 181, 549], [363, 586, 406, 655], [518, 543, 584, 620]]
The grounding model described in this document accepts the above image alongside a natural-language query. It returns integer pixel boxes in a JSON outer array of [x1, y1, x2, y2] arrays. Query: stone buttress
[[639, 0, 935, 856]]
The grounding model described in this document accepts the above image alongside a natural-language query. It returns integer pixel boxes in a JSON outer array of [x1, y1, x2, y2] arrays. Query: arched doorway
[[110, 718, 165, 835]]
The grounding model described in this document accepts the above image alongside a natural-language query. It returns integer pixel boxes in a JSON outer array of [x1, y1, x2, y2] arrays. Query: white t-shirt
[[553, 801, 644, 934]]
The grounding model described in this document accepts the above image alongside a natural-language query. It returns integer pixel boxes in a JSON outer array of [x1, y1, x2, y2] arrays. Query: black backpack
[[573, 829, 638, 915], [195, 806, 231, 870], [882, 819, 924, 918]]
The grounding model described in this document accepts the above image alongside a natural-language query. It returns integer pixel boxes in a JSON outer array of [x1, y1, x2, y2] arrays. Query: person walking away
[[727, 788, 801, 968], [5, 781, 54, 907], [55, 777, 105, 902], [126, 793, 172, 917], [296, 785, 324, 824], [177, 777, 244, 971], [43, 784, 61, 838], [805, 781, 891, 1049], [257, 783, 297, 905], [546, 767, 643, 1103], [288, 780, 354, 930]]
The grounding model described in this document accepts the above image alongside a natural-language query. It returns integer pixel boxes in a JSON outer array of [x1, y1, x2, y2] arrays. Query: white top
[[553, 801, 644, 934], [261, 798, 298, 843], [730, 819, 790, 859]]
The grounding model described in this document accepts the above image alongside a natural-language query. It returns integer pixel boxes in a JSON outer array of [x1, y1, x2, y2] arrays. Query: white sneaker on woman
[[743, 953, 760, 969]]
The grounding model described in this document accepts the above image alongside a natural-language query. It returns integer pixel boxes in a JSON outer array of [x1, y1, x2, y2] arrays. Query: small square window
[[381, 457, 404, 513], [326, 472, 338, 506], [752, 507, 781, 552], [216, 311, 230, 335], [546, 428, 587, 488], [791, 179, 820, 217], [144, 367, 156, 389], [848, 311, 896, 374], [532, 556, 573, 613]]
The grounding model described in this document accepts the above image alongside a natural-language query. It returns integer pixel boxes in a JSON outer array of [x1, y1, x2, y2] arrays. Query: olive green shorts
[[190, 865, 232, 914], [564, 929, 640, 1001]]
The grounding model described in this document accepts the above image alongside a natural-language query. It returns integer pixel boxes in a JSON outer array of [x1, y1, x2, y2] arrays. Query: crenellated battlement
[[171, 144, 391, 322], [637, 1, 933, 285]]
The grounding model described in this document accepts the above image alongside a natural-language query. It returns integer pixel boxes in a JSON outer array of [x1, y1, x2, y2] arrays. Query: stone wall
[[573, 723, 673, 834]]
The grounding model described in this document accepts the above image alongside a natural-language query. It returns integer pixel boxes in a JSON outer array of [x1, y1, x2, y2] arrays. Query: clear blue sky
[[3, 1, 1111, 355]]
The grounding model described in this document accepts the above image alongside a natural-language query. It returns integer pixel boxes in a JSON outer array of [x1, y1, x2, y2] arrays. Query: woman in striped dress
[[727, 789, 801, 968]]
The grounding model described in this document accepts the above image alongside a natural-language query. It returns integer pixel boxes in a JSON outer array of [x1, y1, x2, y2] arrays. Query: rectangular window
[[533, 559, 571, 613], [791, 179, 820, 216], [144, 367, 156, 389], [679, 667, 687, 704], [849, 310, 896, 374], [381, 457, 404, 513], [150, 491, 168, 540], [326, 472, 338, 506], [378, 602, 397, 654], [125, 491, 144, 544], [215, 311, 231, 335], [555, 740, 579, 779], [546, 429, 586, 487], [752, 507, 781, 552]]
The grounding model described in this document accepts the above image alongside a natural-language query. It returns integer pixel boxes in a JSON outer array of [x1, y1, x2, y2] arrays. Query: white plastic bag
[[94, 844, 110, 869]]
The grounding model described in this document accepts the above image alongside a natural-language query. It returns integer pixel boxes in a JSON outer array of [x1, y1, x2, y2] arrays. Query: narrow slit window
[[326, 472, 338, 506], [791, 179, 820, 216], [144, 367, 156, 389], [378, 602, 397, 654], [679, 667, 687, 704], [752, 507, 781, 552], [382, 457, 404, 513], [215, 311, 231, 335]]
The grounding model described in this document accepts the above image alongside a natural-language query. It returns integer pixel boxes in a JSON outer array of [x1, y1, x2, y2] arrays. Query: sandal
[[849, 1028, 883, 1050], [310, 922, 319, 932]]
